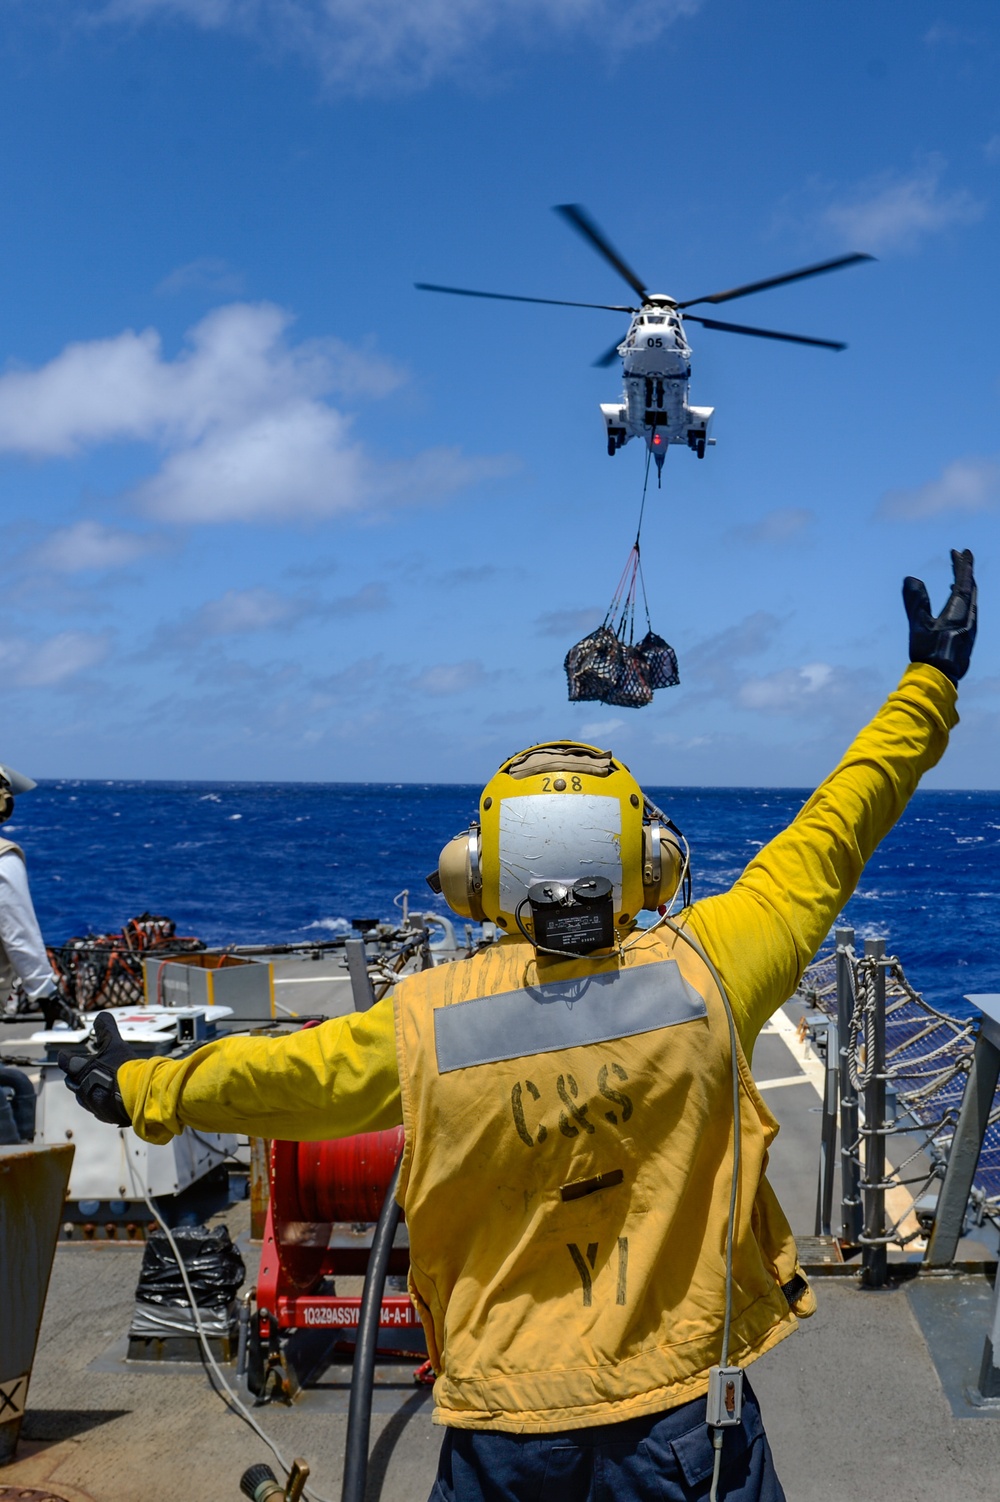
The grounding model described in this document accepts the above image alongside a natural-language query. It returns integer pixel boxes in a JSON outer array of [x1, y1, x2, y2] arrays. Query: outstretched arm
[[115, 996, 402, 1144], [686, 550, 975, 1053], [687, 662, 957, 1052]]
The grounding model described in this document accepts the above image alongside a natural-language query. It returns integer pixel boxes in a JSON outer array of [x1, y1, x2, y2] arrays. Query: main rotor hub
[[644, 294, 677, 308]]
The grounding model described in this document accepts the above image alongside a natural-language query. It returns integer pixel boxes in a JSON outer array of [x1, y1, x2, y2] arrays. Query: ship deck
[[4, 986, 1000, 1502]]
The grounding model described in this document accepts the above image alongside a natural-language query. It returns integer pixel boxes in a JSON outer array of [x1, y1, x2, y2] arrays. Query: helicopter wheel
[[607, 438, 617, 457], [696, 440, 706, 459]]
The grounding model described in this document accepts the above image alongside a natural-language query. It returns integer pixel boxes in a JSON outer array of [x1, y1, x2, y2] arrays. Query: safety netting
[[798, 947, 1000, 1242], [565, 543, 679, 708], [48, 913, 205, 1012]]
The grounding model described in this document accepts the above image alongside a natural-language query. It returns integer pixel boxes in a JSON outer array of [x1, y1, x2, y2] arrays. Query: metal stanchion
[[836, 927, 863, 1246], [861, 937, 888, 1287], [814, 1016, 839, 1238], [924, 996, 1000, 1268]]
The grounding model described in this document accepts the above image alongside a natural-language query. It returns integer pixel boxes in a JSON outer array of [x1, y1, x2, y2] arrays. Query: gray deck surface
[[4, 1008, 1000, 1500]]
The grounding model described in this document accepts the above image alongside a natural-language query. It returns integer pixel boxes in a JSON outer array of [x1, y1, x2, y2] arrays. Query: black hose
[[341, 1153, 404, 1502], [0, 1064, 36, 1142]]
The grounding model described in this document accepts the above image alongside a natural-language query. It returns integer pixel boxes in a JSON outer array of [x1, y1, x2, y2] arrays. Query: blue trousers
[[429, 1380, 785, 1502]]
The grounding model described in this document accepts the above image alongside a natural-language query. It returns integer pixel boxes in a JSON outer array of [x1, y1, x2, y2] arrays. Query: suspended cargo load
[[565, 543, 678, 708]]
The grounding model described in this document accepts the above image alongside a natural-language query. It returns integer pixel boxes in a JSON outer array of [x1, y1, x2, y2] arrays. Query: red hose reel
[[256, 1127, 425, 1348]]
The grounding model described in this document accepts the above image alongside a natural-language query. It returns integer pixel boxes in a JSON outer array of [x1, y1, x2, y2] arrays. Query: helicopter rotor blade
[[554, 204, 649, 304], [677, 253, 874, 309], [593, 335, 627, 368], [414, 282, 635, 313], [683, 314, 846, 350]]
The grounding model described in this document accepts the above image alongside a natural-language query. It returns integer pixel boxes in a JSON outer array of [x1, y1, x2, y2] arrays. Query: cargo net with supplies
[[46, 913, 205, 1012], [564, 543, 678, 708]]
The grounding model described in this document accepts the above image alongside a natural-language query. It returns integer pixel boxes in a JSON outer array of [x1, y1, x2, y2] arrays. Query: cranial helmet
[[430, 741, 686, 932], [0, 762, 36, 824]]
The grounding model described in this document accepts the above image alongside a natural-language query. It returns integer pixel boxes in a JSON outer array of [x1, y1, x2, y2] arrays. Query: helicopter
[[417, 204, 874, 478]]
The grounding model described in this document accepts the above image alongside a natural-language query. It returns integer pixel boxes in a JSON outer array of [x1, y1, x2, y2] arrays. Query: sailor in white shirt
[[0, 762, 68, 1029]]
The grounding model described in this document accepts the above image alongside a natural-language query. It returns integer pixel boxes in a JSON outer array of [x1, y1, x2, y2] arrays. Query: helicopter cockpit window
[[647, 316, 665, 324]]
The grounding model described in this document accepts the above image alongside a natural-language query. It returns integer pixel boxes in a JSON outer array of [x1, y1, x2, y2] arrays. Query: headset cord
[[659, 916, 741, 1502]]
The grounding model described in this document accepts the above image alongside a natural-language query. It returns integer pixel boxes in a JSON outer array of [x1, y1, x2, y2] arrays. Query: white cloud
[[136, 398, 365, 522], [410, 659, 494, 696], [28, 520, 166, 573], [328, 582, 387, 615], [823, 156, 984, 252], [158, 579, 388, 650], [580, 716, 624, 738], [156, 257, 245, 296], [924, 22, 980, 46], [0, 303, 505, 524], [0, 631, 111, 686], [881, 457, 1000, 520], [739, 662, 833, 711], [738, 661, 876, 718], [198, 587, 296, 635], [89, 0, 701, 92]]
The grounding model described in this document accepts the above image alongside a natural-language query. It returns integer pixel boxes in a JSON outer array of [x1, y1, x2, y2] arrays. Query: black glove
[[41, 985, 81, 1032], [58, 1011, 134, 1127], [903, 548, 977, 685]]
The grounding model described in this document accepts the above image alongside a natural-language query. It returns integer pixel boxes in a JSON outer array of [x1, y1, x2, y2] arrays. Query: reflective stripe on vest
[[434, 960, 706, 1073]]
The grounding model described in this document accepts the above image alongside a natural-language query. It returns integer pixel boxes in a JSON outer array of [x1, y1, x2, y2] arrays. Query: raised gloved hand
[[903, 549, 977, 685], [58, 1011, 134, 1127]]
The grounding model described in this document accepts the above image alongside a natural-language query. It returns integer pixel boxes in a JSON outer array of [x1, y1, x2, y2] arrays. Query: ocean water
[[7, 782, 1000, 1014]]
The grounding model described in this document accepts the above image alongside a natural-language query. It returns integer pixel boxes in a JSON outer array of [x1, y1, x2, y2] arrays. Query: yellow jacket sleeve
[[685, 662, 958, 1055], [118, 994, 402, 1145]]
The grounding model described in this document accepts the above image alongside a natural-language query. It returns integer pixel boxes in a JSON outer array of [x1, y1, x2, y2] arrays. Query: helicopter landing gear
[[606, 426, 625, 456]]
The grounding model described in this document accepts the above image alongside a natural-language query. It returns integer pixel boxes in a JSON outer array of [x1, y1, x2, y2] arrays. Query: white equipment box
[[32, 1005, 239, 1204]]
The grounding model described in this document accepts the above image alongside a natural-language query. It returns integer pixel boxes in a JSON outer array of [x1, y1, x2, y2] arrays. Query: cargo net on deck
[[798, 948, 1000, 1244], [565, 542, 679, 708], [48, 913, 205, 1012]]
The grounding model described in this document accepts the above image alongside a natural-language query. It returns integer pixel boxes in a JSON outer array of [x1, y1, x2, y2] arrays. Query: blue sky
[[0, 0, 997, 787]]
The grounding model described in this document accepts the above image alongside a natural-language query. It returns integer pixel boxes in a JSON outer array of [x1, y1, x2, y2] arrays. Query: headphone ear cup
[[641, 823, 683, 909], [435, 828, 486, 922]]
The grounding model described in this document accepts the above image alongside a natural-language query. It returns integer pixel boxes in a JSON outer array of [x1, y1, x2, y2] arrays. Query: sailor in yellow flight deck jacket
[[60, 551, 977, 1502]]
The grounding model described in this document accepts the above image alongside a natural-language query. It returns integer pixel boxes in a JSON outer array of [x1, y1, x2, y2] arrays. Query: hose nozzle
[[240, 1460, 309, 1502], [240, 1465, 283, 1502]]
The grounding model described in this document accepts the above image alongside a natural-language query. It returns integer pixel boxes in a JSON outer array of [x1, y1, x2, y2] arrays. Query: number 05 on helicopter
[[417, 204, 874, 478]]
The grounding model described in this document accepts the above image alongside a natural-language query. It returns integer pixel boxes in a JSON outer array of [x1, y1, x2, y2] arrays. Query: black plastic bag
[[637, 631, 679, 690], [135, 1224, 245, 1311]]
